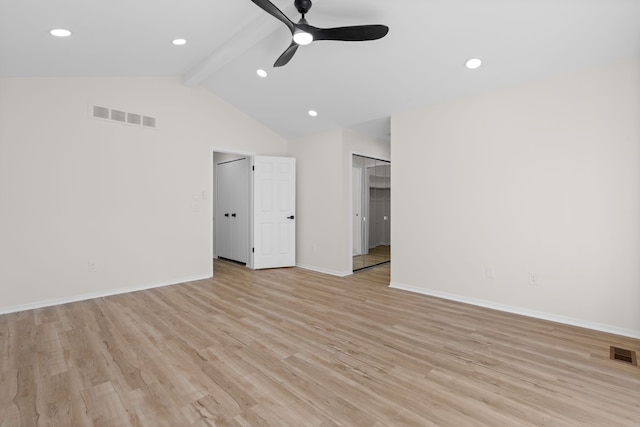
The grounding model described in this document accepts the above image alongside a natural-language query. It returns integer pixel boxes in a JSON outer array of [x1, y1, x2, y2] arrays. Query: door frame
[[352, 165, 363, 256], [210, 147, 255, 277], [216, 157, 250, 264], [350, 152, 391, 272]]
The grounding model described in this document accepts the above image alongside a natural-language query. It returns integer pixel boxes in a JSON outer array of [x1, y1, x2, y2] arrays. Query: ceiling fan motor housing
[[294, 0, 312, 15]]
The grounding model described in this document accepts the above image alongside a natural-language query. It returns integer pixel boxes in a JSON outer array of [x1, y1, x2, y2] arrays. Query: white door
[[252, 156, 296, 269]]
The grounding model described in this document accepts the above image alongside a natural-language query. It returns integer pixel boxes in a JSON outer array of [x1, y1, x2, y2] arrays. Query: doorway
[[216, 157, 249, 264], [213, 151, 251, 266], [211, 151, 297, 271], [352, 154, 390, 271]]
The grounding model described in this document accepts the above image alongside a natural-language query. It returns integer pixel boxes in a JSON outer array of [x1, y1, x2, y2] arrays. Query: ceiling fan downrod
[[294, 0, 312, 15]]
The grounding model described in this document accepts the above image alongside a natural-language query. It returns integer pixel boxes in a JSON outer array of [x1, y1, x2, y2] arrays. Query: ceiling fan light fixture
[[172, 38, 187, 46], [465, 58, 482, 69], [308, 110, 318, 117], [256, 69, 268, 78], [251, 0, 389, 67], [293, 30, 313, 46], [50, 28, 72, 37]]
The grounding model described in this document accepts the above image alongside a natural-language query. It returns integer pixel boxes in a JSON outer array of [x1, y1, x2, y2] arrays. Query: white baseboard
[[0, 274, 212, 316], [297, 263, 352, 277], [389, 282, 640, 340]]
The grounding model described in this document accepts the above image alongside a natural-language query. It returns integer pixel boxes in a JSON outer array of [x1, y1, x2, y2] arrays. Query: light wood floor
[[353, 245, 390, 271], [1, 261, 639, 426]]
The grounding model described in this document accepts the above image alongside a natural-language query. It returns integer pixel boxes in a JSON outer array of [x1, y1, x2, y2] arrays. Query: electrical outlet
[[88, 262, 97, 273], [529, 272, 538, 285]]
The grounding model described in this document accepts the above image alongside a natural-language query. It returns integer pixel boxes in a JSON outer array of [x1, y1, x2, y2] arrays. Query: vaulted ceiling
[[2, 0, 639, 141]]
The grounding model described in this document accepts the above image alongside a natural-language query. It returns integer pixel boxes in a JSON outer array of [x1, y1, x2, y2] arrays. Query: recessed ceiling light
[[256, 69, 268, 78], [465, 58, 482, 70], [172, 38, 187, 46], [308, 110, 318, 117], [50, 29, 72, 37]]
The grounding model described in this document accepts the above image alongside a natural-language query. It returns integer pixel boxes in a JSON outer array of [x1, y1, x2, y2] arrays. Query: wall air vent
[[110, 109, 126, 122], [127, 112, 142, 125], [90, 105, 157, 129], [92, 105, 110, 119], [142, 116, 156, 128]]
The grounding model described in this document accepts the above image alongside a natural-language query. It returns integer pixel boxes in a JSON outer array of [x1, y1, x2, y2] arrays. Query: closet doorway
[[212, 151, 297, 270], [353, 154, 390, 271], [215, 154, 249, 264]]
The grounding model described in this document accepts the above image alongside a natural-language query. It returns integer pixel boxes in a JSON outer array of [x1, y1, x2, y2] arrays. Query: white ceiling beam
[[182, 2, 303, 87]]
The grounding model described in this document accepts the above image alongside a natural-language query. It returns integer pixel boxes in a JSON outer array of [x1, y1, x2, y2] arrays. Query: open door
[[251, 156, 296, 269]]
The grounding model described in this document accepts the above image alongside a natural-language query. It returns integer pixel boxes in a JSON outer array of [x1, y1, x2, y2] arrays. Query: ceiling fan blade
[[250, 0, 295, 33], [274, 41, 300, 67], [305, 24, 389, 42]]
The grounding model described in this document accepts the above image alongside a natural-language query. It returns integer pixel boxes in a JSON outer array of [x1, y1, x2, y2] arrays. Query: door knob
[[231, 213, 237, 217], [287, 215, 295, 220], [224, 213, 229, 217]]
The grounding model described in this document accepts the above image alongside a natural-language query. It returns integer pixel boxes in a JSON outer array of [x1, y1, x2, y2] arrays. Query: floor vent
[[610, 346, 637, 365], [90, 105, 156, 129]]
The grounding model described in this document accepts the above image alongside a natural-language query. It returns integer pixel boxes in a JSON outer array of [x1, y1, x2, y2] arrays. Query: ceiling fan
[[250, 0, 389, 67]]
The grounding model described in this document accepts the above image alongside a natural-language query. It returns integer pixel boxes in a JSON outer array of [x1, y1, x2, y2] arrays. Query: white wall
[[0, 76, 286, 312], [287, 129, 346, 275], [343, 129, 390, 163], [391, 57, 640, 337], [288, 128, 390, 276]]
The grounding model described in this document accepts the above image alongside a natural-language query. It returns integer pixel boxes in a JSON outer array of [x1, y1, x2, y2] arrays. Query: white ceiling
[[2, 0, 639, 141]]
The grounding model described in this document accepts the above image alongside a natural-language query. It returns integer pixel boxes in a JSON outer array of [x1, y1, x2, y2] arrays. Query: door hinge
[[252, 248, 254, 253], [252, 165, 255, 171]]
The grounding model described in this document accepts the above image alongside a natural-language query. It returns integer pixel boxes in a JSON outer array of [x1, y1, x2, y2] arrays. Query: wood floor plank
[[1, 259, 639, 426]]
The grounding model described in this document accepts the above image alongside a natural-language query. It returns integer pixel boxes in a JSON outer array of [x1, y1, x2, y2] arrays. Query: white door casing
[[252, 156, 296, 269]]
